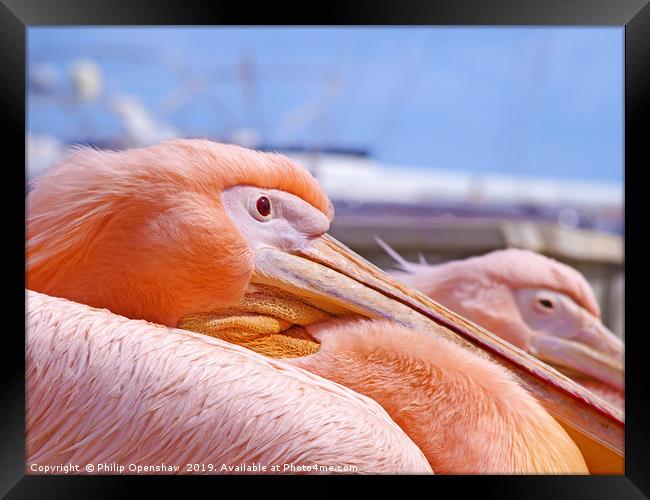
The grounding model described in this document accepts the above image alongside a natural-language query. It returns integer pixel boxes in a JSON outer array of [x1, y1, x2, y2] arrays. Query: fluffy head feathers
[[392, 248, 601, 349], [27, 139, 332, 326]]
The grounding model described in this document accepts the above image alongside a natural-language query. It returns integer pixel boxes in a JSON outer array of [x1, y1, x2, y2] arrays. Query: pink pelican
[[377, 240, 624, 410], [26, 140, 622, 474]]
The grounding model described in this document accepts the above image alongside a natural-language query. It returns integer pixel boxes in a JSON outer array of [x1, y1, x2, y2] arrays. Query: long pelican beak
[[529, 316, 624, 391], [251, 234, 624, 473]]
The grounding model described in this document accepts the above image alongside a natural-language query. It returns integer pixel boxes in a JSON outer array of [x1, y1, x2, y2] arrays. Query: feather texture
[[27, 290, 431, 474], [290, 319, 589, 474]]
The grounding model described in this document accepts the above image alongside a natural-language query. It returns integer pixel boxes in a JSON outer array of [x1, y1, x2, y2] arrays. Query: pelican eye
[[538, 298, 554, 309], [252, 195, 273, 221], [256, 196, 271, 216]]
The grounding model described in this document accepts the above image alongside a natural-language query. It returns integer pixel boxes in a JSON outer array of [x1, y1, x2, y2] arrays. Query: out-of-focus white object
[[109, 94, 178, 147], [70, 59, 103, 102], [287, 152, 623, 210], [558, 208, 580, 229], [29, 64, 59, 95], [228, 128, 261, 149], [27, 134, 66, 182]]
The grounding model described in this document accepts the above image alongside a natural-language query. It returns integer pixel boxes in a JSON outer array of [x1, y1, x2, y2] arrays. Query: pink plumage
[[25, 141, 606, 474], [290, 318, 588, 474], [27, 290, 432, 474]]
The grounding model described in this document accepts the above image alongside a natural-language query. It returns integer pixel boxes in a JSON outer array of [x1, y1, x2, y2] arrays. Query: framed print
[[2, 0, 649, 497]]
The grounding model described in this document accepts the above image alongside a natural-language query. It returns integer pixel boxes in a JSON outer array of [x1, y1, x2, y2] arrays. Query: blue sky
[[28, 27, 623, 182]]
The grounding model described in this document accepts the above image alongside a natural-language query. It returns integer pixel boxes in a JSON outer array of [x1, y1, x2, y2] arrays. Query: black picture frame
[[3, 1, 648, 497]]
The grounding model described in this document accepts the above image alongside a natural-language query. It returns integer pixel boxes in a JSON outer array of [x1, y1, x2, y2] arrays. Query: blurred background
[[26, 27, 624, 338]]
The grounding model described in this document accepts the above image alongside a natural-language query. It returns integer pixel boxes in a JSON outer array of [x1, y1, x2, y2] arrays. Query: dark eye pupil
[[539, 299, 554, 309], [256, 196, 271, 217]]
